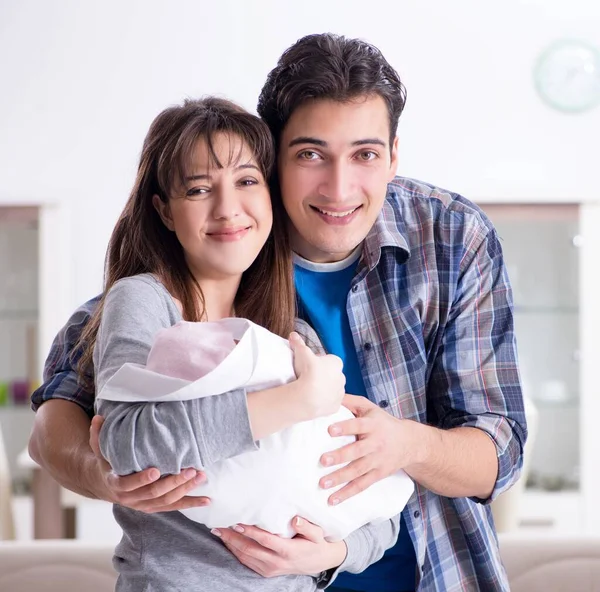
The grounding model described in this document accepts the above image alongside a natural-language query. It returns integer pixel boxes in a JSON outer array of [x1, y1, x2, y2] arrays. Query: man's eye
[[358, 151, 378, 161], [298, 150, 321, 161]]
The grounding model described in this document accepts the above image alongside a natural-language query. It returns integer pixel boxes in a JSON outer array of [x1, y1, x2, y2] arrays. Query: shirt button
[[351, 284, 358, 292], [414, 510, 420, 518], [378, 400, 389, 409], [364, 342, 372, 351]]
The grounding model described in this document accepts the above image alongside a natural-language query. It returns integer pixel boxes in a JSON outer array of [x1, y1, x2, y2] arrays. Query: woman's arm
[[96, 277, 344, 476]]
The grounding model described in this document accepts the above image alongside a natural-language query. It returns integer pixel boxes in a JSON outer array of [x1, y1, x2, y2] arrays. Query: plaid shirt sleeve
[[428, 225, 527, 503], [30, 296, 101, 418]]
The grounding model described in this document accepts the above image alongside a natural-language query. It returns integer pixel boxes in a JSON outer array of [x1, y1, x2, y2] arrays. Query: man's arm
[[29, 399, 102, 498], [29, 400, 205, 511], [318, 399, 498, 501], [317, 226, 527, 504], [29, 296, 207, 512]]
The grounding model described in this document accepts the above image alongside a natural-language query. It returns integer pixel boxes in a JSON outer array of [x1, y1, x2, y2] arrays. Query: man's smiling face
[[278, 95, 398, 263]]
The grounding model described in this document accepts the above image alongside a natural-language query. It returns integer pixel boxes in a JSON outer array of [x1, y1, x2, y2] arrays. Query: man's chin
[[311, 241, 364, 264]]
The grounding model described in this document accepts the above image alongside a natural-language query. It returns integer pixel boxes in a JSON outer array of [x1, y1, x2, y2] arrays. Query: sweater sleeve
[[94, 277, 257, 475]]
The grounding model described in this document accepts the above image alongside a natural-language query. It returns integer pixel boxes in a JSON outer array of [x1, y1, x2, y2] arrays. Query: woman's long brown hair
[[75, 97, 295, 390]]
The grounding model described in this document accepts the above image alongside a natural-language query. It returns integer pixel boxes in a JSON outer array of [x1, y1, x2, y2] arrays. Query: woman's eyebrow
[[185, 163, 259, 182]]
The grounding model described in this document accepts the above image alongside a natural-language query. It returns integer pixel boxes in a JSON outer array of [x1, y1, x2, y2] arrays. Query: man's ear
[[388, 136, 399, 182], [153, 194, 175, 231]]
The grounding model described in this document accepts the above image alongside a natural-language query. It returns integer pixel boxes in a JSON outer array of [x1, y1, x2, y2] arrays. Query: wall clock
[[533, 39, 600, 113]]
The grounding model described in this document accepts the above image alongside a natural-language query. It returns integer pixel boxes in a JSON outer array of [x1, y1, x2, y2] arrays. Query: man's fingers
[[134, 473, 209, 512], [327, 416, 371, 439], [106, 467, 161, 494], [111, 468, 202, 498], [143, 495, 211, 514], [292, 516, 324, 544], [320, 437, 371, 470], [341, 394, 375, 415], [320, 454, 373, 490], [327, 470, 379, 506], [89, 415, 105, 459]]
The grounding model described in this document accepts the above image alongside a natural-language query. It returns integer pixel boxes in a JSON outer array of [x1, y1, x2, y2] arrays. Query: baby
[[97, 319, 414, 541]]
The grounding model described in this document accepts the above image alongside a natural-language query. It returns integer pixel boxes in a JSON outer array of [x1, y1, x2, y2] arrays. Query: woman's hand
[[213, 516, 347, 577], [289, 332, 346, 420]]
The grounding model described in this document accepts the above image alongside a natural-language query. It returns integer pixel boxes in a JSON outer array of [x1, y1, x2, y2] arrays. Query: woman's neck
[[195, 275, 240, 321]]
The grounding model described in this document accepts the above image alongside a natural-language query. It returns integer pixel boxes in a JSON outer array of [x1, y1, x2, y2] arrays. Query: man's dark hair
[[258, 33, 407, 149]]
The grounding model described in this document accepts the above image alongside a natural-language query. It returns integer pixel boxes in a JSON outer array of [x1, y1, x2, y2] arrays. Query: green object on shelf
[[0, 381, 8, 406]]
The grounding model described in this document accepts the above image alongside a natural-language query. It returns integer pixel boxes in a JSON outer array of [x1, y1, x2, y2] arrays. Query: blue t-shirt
[[294, 252, 417, 592]]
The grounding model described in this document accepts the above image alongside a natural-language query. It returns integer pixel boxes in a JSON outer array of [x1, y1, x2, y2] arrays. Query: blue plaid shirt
[[32, 177, 526, 591]]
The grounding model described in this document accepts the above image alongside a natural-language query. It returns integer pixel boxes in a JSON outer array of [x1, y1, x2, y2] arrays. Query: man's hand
[[319, 394, 420, 505], [212, 517, 346, 577], [89, 415, 210, 513]]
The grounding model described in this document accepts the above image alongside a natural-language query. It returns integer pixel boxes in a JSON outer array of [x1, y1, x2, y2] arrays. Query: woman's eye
[[186, 187, 209, 199], [298, 150, 321, 161], [239, 177, 259, 187]]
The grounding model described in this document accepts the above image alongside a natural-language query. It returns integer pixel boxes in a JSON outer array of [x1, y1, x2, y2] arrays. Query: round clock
[[533, 39, 600, 113]]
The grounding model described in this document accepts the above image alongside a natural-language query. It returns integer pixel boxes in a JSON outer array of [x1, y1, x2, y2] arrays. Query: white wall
[[0, 0, 599, 315]]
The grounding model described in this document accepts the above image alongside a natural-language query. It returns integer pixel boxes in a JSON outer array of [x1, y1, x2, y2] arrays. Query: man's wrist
[[403, 419, 436, 470]]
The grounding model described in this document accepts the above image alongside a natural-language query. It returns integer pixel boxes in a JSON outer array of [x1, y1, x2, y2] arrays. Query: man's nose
[[319, 161, 354, 203]]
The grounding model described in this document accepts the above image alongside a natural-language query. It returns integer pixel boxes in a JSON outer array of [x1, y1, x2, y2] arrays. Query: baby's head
[[146, 321, 236, 381]]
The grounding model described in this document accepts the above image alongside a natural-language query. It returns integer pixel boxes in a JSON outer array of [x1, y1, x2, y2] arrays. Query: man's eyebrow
[[288, 137, 327, 148], [351, 138, 387, 147], [185, 163, 259, 181], [288, 137, 387, 148]]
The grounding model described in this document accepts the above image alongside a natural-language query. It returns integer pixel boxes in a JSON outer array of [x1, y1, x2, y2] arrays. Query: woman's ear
[[153, 194, 175, 231]]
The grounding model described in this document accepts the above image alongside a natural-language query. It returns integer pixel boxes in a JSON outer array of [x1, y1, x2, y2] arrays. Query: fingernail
[[330, 497, 340, 506], [200, 498, 211, 506], [194, 474, 205, 484], [322, 455, 333, 467], [329, 425, 341, 436], [211, 529, 221, 537], [295, 517, 303, 526], [149, 469, 160, 481], [322, 479, 333, 489], [183, 468, 196, 479], [233, 524, 244, 533]]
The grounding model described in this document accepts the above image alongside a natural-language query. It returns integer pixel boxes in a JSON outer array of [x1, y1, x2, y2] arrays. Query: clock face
[[534, 40, 600, 113]]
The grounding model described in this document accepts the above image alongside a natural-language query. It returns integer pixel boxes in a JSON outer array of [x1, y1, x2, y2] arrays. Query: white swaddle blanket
[[96, 318, 414, 541]]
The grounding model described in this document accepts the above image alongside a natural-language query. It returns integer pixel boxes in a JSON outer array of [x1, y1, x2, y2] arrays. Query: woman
[[75, 97, 355, 592]]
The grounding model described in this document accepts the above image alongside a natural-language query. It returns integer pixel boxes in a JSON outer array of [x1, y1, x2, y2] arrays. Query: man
[[30, 33, 526, 591]]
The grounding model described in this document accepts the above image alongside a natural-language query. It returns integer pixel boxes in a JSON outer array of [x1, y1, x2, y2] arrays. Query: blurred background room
[[1, 0, 599, 589]]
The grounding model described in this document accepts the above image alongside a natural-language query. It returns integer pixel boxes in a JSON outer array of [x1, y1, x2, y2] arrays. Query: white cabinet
[[0, 207, 39, 489], [480, 202, 600, 534]]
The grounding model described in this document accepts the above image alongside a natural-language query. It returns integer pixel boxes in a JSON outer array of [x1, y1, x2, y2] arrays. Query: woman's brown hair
[[75, 97, 295, 390]]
